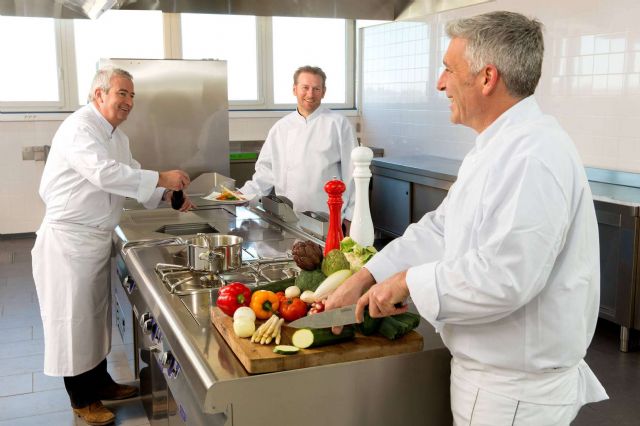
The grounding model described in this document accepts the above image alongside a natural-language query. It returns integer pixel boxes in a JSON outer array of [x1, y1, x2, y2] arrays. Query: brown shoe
[[73, 401, 115, 426], [97, 382, 139, 400]]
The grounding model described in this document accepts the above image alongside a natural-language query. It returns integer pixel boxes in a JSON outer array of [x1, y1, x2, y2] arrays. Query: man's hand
[[356, 270, 410, 320], [158, 170, 190, 191], [324, 267, 376, 335]]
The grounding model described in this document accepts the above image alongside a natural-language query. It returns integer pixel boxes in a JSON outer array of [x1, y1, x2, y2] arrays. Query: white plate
[[202, 191, 255, 205]]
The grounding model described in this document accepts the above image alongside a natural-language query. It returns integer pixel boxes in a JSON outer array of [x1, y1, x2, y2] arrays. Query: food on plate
[[291, 326, 356, 349], [321, 249, 350, 277], [278, 297, 308, 322], [217, 282, 251, 317], [295, 269, 326, 292], [273, 345, 300, 355], [233, 306, 256, 322], [292, 240, 323, 271], [251, 314, 284, 345], [216, 185, 245, 201], [250, 290, 280, 320], [339, 236, 378, 272], [233, 317, 256, 338], [312, 269, 352, 302]]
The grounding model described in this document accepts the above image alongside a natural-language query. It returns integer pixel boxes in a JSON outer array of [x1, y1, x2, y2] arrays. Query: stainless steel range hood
[[0, 0, 413, 20]]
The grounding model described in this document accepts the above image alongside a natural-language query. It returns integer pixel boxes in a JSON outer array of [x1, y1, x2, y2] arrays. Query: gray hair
[[88, 67, 133, 102], [446, 11, 544, 98], [293, 65, 327, 88]]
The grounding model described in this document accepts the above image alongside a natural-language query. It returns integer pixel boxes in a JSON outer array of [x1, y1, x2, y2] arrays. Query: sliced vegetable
[[252, 277, 297, 294], [233, 306, 256, 322], [291, 326, 356, 349], [295, 269, 326, 292], [278, 297, 308, 322], [284, 285, 301, 299], [313, 269, 352, 301], [249, 290, 280, 320], [273, 345, 300, 355], [216, 282, 251, 317], [233, 318, 255, 338]]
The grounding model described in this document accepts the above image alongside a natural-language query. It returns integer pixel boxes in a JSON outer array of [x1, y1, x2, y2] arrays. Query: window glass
[[272, 17, 346, 105], [0, 17, 59, 102], [181, 14, 258, 102], [73, 10, 164, 104]]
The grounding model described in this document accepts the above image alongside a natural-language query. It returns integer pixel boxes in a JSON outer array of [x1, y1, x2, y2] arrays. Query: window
[[73, 10, 164, 104], [272, 17, 348, 106], [181, 14, 259, 102], [0, 16, 61, 106]]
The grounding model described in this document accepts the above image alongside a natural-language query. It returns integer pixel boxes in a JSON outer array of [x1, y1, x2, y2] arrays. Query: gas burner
[[155, 263, 223, 295]]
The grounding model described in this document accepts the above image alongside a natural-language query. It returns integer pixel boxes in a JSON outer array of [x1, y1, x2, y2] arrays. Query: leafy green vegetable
[[295, 269, 326, 292], [339, 237, 378, 272]]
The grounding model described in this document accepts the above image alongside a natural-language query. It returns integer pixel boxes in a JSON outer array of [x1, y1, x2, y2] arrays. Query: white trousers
[[451, 369, 581, 426]]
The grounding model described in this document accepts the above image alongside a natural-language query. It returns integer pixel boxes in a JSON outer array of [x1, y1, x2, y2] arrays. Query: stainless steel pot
[[185, 233, 243, 273]]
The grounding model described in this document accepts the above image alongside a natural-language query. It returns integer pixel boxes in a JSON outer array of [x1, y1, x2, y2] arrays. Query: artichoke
[[292, 240, 323, 271]]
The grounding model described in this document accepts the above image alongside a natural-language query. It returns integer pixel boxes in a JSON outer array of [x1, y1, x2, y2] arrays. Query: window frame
[[0, 13, 356, 115]]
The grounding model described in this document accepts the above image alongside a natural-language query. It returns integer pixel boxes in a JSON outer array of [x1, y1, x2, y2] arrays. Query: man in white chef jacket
[[32, 67, 193, 426], [239, 65, 358, 227], [326, 11, 608, 425]]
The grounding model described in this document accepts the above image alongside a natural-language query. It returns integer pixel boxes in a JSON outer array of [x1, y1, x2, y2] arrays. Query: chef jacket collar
[[295, 105, 327, 123], [89, 103, 116, 137], [474, 95, 541, 151]]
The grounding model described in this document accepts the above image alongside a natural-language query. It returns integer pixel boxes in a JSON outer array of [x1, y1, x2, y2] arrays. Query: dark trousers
[[63, 358, 115, 408]]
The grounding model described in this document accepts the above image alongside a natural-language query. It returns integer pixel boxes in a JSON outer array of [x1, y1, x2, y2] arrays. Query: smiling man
[[326, 11, 608, 425], [32, 67, 193, 426], [239, 66, 357, 226]]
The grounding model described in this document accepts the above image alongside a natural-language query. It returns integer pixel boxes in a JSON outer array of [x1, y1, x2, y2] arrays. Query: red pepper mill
[[324, 177, 345, 255]]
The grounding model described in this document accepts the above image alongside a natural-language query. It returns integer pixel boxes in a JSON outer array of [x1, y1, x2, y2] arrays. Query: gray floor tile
[[0, 325, 32, 342], [0, 315, 45, 329], [0, 338, 44, 359], [0, 353, 44, 376], [103, 398, 150, 426], [0, 410, 75, 426], [0, 388, 70, 421], [33, 371, 65, 392], [0, 373, 32, 397]]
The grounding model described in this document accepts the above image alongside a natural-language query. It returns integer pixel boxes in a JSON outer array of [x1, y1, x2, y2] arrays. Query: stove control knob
[[168, 359, 181, 379], [122, 276, 136, 294], [140, 312, 153, 334], [160, 351, 174, 369]]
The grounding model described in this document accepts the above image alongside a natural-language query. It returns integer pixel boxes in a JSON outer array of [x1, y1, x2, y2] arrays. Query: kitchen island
[[112, 200, 452, 426]]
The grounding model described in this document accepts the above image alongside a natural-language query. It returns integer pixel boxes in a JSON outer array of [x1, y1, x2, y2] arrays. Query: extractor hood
[[0, 0, 414, 20]]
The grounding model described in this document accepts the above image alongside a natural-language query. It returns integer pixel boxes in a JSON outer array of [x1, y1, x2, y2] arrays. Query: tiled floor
[[1, 236, 640, 425], [0, 237, 149, 426]]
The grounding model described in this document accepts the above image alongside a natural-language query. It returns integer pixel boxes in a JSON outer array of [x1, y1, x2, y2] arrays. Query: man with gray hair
[[32, 67, 193, 425], [326, 11, 607, 424]]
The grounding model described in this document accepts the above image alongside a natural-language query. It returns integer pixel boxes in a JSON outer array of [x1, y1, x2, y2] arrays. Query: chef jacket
[[39, 103, 162, 229], [365, 96, 607, 405], [33, 103, 162, 376], [239, 106, 358, 220]]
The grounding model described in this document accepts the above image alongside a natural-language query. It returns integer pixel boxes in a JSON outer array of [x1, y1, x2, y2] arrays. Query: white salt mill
[[349, 146, 375, 246]]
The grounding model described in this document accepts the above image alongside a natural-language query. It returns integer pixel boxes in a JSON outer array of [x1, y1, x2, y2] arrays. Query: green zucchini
[[379, 316, 411, 340], [273, 345, 300, 355], [292, 326, 356, 349], [357, 307, 382, 336], [391, 312, 421, 329], [252, 277, 296, 294]]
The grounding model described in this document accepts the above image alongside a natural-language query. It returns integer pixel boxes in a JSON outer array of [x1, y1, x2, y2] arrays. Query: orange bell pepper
[[250, 290, 280, 320]]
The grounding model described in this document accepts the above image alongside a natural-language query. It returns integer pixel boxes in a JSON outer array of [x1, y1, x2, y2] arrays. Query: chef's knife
[[288, 305, 358, 329]]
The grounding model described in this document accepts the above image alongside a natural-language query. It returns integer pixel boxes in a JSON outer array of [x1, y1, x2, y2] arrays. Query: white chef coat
[[32, 103, 162, 376], [239, 106, 358, 220], [365, 96, 607, 407]]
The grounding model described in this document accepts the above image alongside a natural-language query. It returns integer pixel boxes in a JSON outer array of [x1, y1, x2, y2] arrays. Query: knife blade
[[287, 304, 358, 329]]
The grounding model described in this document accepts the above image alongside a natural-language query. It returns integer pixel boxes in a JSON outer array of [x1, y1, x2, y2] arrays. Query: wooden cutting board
[[211, 307, 424, 374]]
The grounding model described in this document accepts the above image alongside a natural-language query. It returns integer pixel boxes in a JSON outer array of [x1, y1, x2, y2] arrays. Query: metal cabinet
[[371, 175, 411, 236]]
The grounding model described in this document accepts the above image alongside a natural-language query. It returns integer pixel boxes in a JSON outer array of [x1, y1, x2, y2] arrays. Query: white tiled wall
[[360, 0, 640, 173]]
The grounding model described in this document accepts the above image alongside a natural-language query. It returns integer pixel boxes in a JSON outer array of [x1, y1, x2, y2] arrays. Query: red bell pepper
[[278, 297, 308, 322], [217, 282, 251, 317]]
